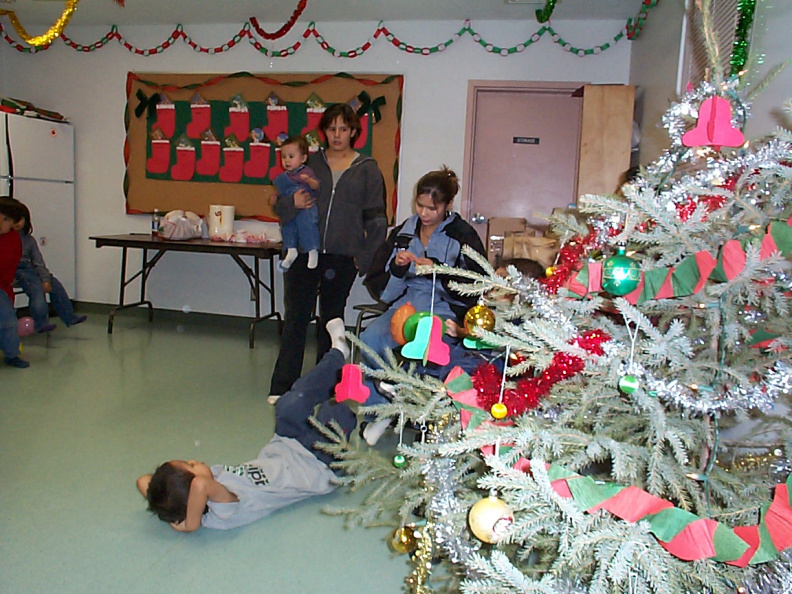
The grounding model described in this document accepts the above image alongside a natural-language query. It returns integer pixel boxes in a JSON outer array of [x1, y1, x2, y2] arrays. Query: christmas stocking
[[196, 140, 221, 176], [262, 106, 289, 143], [146, 139, 171, 174], [244, 142, 270, 179], [186, 104, 212, 139], [268, 147, 285, 181], [224, 108, 249, 142], [153, 103, 176, 139], [170, 146, 196, 181], [301, 107, 324, 140], [356, 112, 370, 149], [219, 147, 244, 183]]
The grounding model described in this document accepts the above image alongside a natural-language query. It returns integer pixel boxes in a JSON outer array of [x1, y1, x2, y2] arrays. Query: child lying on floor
[[136, 318, 355, 532]]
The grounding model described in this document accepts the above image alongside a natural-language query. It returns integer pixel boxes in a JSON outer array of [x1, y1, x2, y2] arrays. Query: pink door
[[462, 81, 584, 243]]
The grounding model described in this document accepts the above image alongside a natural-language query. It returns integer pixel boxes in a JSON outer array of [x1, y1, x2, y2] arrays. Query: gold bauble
[[468, 495, 513, 543], [390, 525, 418, 554], [464, 304, 496, 334], [491, 402, 508, 419]]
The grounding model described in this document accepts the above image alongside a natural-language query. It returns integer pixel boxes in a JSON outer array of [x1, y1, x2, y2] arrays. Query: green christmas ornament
[[393, 454, 406, 468], [403, 311, 432, 342], [618, 374, 639, 394], [602, 247, 641, 296]]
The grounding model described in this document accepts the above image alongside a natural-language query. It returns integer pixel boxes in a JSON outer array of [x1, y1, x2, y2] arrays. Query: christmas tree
[[320, 3, 792, 592]]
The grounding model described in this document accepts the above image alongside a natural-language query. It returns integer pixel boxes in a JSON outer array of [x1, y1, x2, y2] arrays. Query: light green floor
[[0, 307, 410, 594]]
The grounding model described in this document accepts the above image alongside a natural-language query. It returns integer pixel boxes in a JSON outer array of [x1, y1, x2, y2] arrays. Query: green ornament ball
[[602, 248, 641, 296], [618, 374, 639, 394], [403, 311, 432, 342], [393, 454, 406, 468]]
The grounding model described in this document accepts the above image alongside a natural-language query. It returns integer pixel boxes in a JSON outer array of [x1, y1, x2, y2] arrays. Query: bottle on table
[[151, 209, 160, 237]]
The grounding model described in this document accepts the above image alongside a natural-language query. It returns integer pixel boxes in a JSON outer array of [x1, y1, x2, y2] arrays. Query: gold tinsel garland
[[0, 0, 80, 47]]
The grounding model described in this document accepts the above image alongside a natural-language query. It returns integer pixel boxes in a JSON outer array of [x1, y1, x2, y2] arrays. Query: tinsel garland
[[0, 0, 80, 47], [472, 330, 610, 417]]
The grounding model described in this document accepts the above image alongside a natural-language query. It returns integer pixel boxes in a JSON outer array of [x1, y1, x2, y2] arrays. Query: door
[[1, 113, 74, 182], [461, 81, 584, 245]]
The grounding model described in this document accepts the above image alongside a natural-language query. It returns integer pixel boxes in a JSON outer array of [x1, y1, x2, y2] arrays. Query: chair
[[350, 301, 389, 361]]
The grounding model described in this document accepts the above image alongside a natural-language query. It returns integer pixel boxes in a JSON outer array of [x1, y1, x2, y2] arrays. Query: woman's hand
[[293, 189, 315, 210], [413, 257, 433, 267], [393, 250, 416, 267], [42, 281, 53, 293]]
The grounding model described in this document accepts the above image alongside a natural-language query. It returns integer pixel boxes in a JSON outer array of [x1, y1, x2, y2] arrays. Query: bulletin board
[[125, 72, 403, 222]]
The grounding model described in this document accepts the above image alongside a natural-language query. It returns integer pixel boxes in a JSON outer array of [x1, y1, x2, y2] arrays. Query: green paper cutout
[[750, 505, 779, 564], [644, 508, 700, 542], [566, 476, 624, 511], [770, 221, 792, 256], [445, 372, 474, 394], [712, 524, 750, 562], [642, 267, 670, 301], [671, 255, 701, 296]]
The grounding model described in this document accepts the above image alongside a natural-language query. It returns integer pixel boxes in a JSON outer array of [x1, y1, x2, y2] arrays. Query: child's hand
[[393, 250, 416, 267], [42, 281, 52, 293], [170, 520, 190, 532], [444, 319, 466, 338], [301, 174, 320, 191], [268, 194, 278, 206]]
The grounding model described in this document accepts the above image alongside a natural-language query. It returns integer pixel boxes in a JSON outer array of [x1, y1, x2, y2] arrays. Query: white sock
[[363, 417, 392, 446], [307, 249, 319, 269], [281, 248, 298, 270], [326, 318, 350, 360]]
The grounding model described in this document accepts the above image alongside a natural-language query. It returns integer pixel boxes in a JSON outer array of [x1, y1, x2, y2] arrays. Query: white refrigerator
[[0, 112, 76, 301]]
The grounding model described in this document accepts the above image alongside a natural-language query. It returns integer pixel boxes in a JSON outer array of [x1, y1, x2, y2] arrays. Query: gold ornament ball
[[464, 304, 496, 334], [491, 402, 508, 419], [545, 266, 556, 278], [390, 525, 418, 554], [468, 495, 514, 543]]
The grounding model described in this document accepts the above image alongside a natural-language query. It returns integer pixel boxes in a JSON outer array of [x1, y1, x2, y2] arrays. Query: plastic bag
[[502, 232, 559, 268], [159, 210, 204, 241]]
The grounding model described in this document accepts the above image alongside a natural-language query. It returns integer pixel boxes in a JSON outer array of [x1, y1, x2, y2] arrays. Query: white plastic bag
[[159, 210, 204, 241]]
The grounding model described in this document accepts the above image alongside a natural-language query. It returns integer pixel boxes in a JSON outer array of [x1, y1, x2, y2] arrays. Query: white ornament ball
[[468, 495, 514, 543]]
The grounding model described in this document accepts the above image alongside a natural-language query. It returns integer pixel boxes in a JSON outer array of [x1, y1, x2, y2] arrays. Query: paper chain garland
[[562, 217, 792, 305], [0, 17, 641, 57], [444, 367, 792, 566]]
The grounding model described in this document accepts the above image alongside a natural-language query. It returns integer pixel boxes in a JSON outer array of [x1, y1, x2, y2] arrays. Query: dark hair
[[14, 201, 32, 235], [282, 135, 310, 157], [318, 104, 362, 148], [415, 166, 459, 206], [502, 258, 545, 280], [145, 462, 195, 523], [0, 196, 24, 223]]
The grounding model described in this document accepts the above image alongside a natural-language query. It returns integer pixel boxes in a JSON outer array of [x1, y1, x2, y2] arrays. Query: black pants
[[269, 252, 357, 395], [274, 347, 356, 467]]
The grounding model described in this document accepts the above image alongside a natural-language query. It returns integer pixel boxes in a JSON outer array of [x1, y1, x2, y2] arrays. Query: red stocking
[[219, 147, 244, 183], [196, 140, 221, 176], [186, 104, 212, 139], [171, 147, 196, 181], [262, 106, 289, 143], [146, 139, 171, 174], [153, 104, 176, 139], [224, 108, 249, 142], [244, 142, 270, 179], [268, 147, 285, 181], [301, 107, 325, 140], [356, 112, 370, 149]]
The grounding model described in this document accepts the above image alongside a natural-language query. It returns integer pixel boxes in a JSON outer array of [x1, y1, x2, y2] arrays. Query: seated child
[[136, 318, 354, 532], [13, 201, 86, 333], [270, 136, 321, 271], [0, 198, 28, 368]]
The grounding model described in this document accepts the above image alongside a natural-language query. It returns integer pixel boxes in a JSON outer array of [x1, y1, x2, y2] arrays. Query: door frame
[[460, 80, 587, 222]]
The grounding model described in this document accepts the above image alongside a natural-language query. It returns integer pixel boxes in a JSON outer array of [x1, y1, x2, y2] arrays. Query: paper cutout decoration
[[682, 95, 745, 148], [334, 363, 370, 403], [401, 316, 449, 366]]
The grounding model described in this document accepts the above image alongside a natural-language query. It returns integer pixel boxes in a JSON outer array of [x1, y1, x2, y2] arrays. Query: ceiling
[[0, 0, 648, 27]]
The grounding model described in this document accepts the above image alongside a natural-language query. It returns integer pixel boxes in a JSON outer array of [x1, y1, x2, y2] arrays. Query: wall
[[0, 19, 631, 321]]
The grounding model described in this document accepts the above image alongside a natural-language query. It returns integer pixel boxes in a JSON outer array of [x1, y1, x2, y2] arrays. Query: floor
[[0, 306, 409, 594]]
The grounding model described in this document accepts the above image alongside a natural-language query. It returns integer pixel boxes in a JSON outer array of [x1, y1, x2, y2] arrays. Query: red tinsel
[[540, 228, 600, 294], [250, 0, 308, 40], [472, 330, 610, 417]]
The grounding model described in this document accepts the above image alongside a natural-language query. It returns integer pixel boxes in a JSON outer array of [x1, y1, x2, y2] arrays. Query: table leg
[[108, 247, 160, 333]]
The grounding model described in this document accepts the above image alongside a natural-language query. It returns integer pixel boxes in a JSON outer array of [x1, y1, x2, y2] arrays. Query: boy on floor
[[136, 318, 355, 531], [0, 198, 29, 368]]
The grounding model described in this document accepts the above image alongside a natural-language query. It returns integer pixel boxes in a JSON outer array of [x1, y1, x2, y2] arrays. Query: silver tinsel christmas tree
[[319, 2, 792, 592]]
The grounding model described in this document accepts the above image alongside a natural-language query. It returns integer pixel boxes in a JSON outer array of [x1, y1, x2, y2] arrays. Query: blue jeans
[[274, 348, 356, 467], [0, 291, 21, 359], [15, 268, 78, 331], [280, 206, 320, 252]]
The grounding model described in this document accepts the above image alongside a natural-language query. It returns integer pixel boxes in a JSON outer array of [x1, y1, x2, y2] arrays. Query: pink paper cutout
[[587, 261, 603, 293], [623, 273, 645, 305], [761, 229, 779, 260], [693, 251, 718, 294], [682, 96, 745, 148], [722, 239, 747, 280], [589, 485, 673, 522], [425, 316, 450, 366], [660, 518, 719, 561], [654, 269, 675, 300], [765, 484, 792, 551], [334, 364, 370, 403], [730, 525, 760, 567]]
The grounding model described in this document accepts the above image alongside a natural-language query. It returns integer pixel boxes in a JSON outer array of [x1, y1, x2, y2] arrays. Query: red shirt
[[0, 229, 22, 301]]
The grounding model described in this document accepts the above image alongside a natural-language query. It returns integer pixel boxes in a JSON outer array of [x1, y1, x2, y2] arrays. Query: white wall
[[1, 19, 631, 321]]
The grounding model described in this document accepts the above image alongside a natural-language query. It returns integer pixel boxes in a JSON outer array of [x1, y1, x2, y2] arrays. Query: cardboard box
[[487, 217, 526, 265]]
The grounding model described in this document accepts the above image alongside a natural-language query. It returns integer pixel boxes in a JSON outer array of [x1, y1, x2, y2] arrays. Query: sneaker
[[5, 357, 30, 368], [37, 324, 57, 334], [267, 395, 281, 405], [68, 315, 87, 327]]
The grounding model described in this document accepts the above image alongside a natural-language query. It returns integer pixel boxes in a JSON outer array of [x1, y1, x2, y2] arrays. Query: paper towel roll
[[208, 205, 235, 240]]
